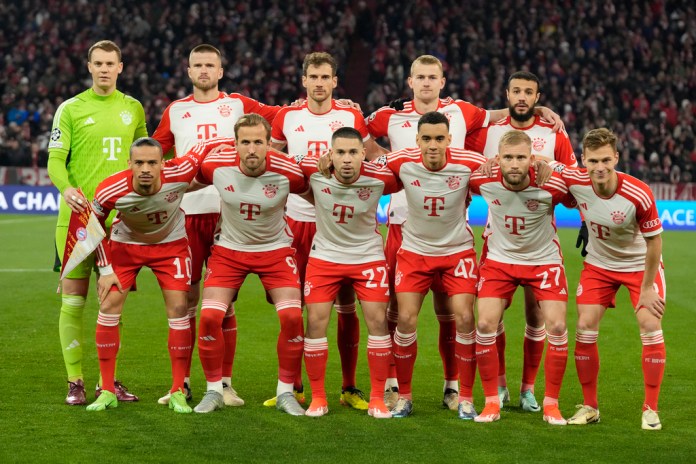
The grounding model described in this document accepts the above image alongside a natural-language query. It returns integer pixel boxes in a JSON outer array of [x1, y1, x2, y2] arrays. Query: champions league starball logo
[[526, 199, 540, 211], [446, 175, 461, 190], [76, 227, 87, 241], [357, 188, 372, 201], [611, 210, 626, 224], [263, 184, 278, 198]]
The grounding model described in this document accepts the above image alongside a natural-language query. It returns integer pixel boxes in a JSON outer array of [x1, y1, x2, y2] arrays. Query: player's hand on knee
[[575, 222, 589, 257], [637, 289, 665, 319], [63, 187, 87, 213], [97, 274, 123, 304]]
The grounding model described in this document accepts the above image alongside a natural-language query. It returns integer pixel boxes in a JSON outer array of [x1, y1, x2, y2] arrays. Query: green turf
[[0, 214, 694, 463]]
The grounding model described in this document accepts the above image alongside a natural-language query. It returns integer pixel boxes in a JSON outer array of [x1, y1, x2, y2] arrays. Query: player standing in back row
[[48, 40, 147, 405], [153, 43, 282, 407]]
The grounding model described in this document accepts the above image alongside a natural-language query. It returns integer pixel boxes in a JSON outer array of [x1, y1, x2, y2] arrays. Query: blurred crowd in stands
[[1, 0, 694, 183]]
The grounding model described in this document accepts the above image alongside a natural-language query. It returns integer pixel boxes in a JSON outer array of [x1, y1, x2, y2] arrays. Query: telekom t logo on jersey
[[505, 215, 526, 235], [197, 124, 218, 140], [333, 204, 354, 223], [589, 221, 611, 239], [424, 196, 445, 216], [240, 203, 261, 220], [146, 211, 168, 224], [307, 141, 328, 157], [102, 137, 122, 161]]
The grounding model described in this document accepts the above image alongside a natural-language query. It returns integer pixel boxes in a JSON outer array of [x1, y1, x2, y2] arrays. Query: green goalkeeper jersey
[[48, 88, 148, 226]]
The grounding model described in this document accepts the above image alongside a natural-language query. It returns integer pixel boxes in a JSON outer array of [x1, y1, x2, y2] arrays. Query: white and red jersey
[[470, 167, 575, 265], [466, 115, 577, 166], [153, 92, 281, 215], [196, 147, 308, 252], [386, 147, 486, 256], [92, 152, 204, 268], [366, 97, 489, 224], [271, 99, 370, 222], [561, 169, 663, 272], [300, 157, 400, 264]]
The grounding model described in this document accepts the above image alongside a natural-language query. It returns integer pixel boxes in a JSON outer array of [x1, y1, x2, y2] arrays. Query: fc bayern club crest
[[218, 104, 232, 117], [263, 184, 278, 198], [329, 120, 345, 131], [532, 137, 546, 152], [304, 281, 313, 297], [357, 187, 372, 201], [165, 192, 179, 203], [611, 210, 626, 224], [525, 199, 539, 211], [446, 175, 461, 190], [76, 227, 87, 241]]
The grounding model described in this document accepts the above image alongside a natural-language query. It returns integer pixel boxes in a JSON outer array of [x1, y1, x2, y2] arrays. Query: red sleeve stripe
[[95, 177, 129, 203]]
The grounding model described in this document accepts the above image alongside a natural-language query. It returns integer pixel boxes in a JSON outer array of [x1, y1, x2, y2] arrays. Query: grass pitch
[[0, 214, 694, 463]]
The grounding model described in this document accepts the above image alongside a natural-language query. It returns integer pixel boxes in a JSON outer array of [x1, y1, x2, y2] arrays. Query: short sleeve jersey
[[152, 92, 281, 215], [561, 169, 663, 271], [465, 115, 577, 166], [386, 147, 486, 256], [470, 168, 575, 265], [271, 100, 370, 222], [300, 157, 400, 264], [48, 88, 148, 226], [366, 97, 489, 224], [92, 152, 204, 267], [196, 148, 308, 252]]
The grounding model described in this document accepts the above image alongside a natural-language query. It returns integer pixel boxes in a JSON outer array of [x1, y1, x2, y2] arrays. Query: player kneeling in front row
[[191, 114, 308, 415], [87, 137, 207, 413], [561, 128, 667, 430], [470, 131, 572, 425], [301, 128, 399, 418]]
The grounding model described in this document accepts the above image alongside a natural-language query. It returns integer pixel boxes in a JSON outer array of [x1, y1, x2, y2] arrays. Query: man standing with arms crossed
[[468, 131, 573, 425], [562, 128, 666, 430], [270, 52, 377, 410], [152, 44, 281, 407], [48, 40, 147, 405], [465, 71, 577, 412]]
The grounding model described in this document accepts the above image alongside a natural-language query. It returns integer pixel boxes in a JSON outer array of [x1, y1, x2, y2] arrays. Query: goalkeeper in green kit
[[47, 40, 147, 405]]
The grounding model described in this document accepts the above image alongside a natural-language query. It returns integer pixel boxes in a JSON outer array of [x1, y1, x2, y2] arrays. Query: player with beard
[[152, 44, 284, 407], [465, 71, 576, 412]]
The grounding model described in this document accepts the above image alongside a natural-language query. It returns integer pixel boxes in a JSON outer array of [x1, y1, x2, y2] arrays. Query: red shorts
[[477, 259, 569, 302], [111, 237, 191, 291], [287, 218, 316, 284], [304, 258, 390, 304], [204, 245, 300, 291], [186, 213, 220, 283], [576, 261, 667, 309], [385, 224, 444, 293], [395, 248, 478, 296]]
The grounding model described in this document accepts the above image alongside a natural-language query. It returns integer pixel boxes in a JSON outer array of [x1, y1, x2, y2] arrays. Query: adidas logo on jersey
[[580, 202, 588, 210], [225, 185, 235, 192], [401, 121, 412, 128], [131, 206, 141, 213], [559, 289, 567, 295], [491, 199, 501, 206], [182, 112, 192, 119], [322, 187, 332, 194], [295, 125, 305, 132], [411, 180, 421, 187], [83, 117, 95, 126]]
